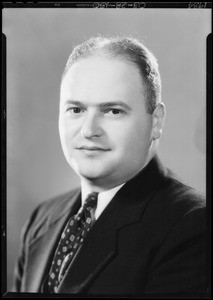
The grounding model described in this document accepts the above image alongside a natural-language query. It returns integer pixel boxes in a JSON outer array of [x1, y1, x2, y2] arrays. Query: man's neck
[[80, 178, 122, 194]]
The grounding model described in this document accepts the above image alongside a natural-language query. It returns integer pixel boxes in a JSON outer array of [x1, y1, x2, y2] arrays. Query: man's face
[[59, 56, 153, 188]]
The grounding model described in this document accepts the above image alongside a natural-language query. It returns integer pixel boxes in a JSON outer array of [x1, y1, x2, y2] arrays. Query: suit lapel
[[59, 156, 167, 294], [24, 190, 81, 292], [24, 214, 70, 292]]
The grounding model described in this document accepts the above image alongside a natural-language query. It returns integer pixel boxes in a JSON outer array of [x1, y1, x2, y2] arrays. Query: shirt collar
[[81, 183, 125, 220]]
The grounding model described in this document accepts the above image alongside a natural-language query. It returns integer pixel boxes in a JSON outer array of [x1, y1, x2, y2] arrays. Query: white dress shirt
[[81, 183, 125, 220]]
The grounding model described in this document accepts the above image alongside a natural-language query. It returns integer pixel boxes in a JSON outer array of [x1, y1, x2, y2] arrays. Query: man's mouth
[[76, 145, 110, 153]]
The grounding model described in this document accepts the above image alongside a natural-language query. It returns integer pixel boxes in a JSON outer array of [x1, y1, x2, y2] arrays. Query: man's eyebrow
[[99, 101, 132, 111], [64, 100, 85, 106], [64, 100, 132, 111]]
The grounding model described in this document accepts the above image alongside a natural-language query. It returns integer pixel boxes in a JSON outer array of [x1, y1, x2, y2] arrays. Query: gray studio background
[[3, 8, 210, 291]]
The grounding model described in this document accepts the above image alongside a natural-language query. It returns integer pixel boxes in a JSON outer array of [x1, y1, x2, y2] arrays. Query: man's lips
[[76, 146, 110, 151]]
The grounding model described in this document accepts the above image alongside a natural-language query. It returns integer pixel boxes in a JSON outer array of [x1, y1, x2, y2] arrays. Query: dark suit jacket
[[13, 156, 207, 296]]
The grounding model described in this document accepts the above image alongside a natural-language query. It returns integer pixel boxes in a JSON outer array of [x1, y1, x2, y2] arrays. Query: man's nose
[[81, 113, 103, 139]]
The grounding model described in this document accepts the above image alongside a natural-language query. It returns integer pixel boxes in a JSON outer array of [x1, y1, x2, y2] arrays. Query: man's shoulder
[[140, 167, 206, 245], [33, 188, 81, 222], [39, 188, 80, 212], [151, 168, 206, 226], [163, 169, 205, 208], [21, 188, 80, 244], [127, 156, 205, 218], [135, 156, 205, 211]]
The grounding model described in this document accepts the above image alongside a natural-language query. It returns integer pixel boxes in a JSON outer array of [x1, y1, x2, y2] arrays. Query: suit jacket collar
[[115, 155, 167, 229]]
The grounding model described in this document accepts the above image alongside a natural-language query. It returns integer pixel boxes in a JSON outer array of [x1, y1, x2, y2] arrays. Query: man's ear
[[151, 102, 166, 140]]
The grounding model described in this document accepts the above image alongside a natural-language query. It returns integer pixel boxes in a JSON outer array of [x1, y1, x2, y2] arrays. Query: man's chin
[[78, 170, 105, 181], [76, 165, 112, 182], [70, 160, 114, 183]]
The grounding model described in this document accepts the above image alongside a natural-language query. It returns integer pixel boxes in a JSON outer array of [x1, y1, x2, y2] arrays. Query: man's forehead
[[63, 56, 141, 83], [62, 60, 143, 96], [60, 56, 145, 109]]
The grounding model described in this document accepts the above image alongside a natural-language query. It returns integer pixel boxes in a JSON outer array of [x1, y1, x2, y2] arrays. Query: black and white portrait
[[3, 5, 210, 296]]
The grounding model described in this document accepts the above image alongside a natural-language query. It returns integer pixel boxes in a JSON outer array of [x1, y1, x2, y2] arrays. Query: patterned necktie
[[47, 192, 98, 293]]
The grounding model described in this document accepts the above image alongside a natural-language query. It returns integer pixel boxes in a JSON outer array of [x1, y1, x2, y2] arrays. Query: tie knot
[[83, 192, 98, 211]]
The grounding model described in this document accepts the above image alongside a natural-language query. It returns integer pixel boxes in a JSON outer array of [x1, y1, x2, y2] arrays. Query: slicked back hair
[[62, 36, 161, 114]]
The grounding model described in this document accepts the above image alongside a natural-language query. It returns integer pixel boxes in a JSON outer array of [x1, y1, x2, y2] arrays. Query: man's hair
[[62, 36, 161, 114]]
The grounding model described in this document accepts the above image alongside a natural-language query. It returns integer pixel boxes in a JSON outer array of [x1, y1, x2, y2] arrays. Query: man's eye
[[67, 107, 83, 114], [107, 109, 122, 115]]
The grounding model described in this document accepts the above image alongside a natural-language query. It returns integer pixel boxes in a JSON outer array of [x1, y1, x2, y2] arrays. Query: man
[[13, 36, 206, 296]]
